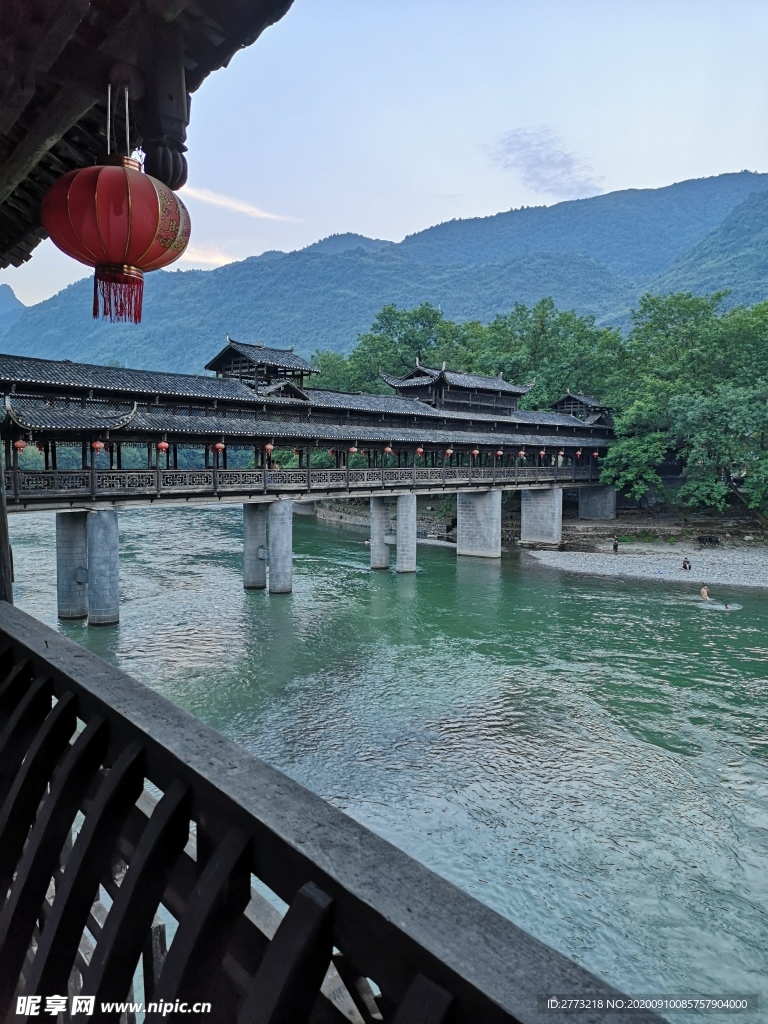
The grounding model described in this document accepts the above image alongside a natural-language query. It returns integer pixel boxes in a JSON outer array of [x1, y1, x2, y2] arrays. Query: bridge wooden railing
[[0, 602, 663, 1024], [5, 464, 600, 505]]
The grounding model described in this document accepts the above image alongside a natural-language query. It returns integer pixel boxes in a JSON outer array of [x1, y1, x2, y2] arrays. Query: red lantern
[[384, 446, 393, 454], [576, 450, 582, 458], [91, 441, 105, 454], [558, 450, 565, 457], [471, 449, 480, 457], [496, 450, 503, 457], [157, 441, 170, 453], [348, 446, 358, 454], [518, 450, 525, 458], [593, 451, 599, 458], [416, 447, 424, 457], [215, 442, 225, 452], [40, 157, 190, 324], [539, 449, 546, 458], [445, 448, 454, 457], [265, 444, 275, 454], [13, 440, 26, 452]]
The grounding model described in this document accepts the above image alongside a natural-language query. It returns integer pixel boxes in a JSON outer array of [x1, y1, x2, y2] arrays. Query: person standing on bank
[[612, 537, 619, 554]]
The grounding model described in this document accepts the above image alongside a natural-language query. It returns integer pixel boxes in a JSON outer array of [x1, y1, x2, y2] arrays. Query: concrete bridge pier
[[520, 488, 563, 548], [56, 511, 89, 619], [395, 494, 417, 573], [579, 485, 617, 520], [457, 490, 502, 558], [85, 509, 120, 625], [370, 497, 390, 569], [268, 499, 293, 593], [243, 503, 268, 589]]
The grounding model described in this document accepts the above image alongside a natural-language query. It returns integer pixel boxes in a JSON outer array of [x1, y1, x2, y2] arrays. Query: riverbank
[[527, 543, 768, 589]]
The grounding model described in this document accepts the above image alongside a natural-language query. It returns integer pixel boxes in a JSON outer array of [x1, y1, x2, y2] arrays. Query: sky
[[3, 0, 768, 306]]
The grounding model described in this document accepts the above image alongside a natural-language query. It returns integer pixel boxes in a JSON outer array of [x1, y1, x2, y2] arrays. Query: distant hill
[[0, 284, 24, 334], [3, 171, 768, 371]]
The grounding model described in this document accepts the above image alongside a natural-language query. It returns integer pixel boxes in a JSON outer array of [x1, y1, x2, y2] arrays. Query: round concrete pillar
[[268, 499, 293, 593], [243, 503, 267, 589]]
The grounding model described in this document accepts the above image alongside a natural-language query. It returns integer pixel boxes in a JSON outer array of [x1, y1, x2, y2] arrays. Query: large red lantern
[[471, 449, 480, 458], [157, 441, 170, 453], [40, 157, 190, 324]]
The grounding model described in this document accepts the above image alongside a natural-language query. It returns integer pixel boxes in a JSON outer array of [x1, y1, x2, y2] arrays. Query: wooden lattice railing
[[0, 602, 663, 1024]]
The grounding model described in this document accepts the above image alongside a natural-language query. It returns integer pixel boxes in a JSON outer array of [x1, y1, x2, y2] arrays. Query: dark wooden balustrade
[[4, 464, 600, 508], [0, 602, 664, 1024]]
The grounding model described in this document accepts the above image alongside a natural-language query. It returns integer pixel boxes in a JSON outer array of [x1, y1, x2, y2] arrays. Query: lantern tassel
[[93, 266, 144, 324]]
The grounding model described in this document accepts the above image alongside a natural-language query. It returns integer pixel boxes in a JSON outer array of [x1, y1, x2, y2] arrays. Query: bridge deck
[[5, 465, 600, 511]]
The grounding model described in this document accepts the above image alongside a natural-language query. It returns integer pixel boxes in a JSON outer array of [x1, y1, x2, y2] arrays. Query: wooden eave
[[0, 0, 295, 268]]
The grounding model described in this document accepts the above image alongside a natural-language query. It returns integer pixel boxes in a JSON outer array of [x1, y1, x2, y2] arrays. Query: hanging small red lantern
[[416, 447, 424, 457], [558, 450, 565, 457], [593, 451, 599, 458], [13, 440, 27, 452], [518, 450, 525, 458], [576, 449, 582, 458], [348, 446, 358, 454], [40, 157, 190, 324], [471, 449, 480, 457], [215, 442, 225, 452], [539, 449, 546, 458], [265, 443, 275, 454], [496, 450, 503, 457], [445, 449, 454, 457], [91, 441, 105, 454], [157, 441, 170, 453], [384, 446, 393, 454]]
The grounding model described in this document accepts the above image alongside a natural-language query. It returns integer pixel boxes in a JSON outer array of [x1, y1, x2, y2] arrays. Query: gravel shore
[[527, 543, 768, 590]]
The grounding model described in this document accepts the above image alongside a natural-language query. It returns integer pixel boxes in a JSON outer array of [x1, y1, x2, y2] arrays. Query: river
[[10, 506, 768, 1015]]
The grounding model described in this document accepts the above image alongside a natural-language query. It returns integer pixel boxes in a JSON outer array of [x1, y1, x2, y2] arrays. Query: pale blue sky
[[4, 0, 768, 304]]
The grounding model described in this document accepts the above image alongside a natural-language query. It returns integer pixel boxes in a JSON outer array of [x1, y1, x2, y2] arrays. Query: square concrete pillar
[[370, 497, 390, 569], [395, 493, 417, 573], [520, 488, 562, 547], [457, 490, 501, 558], [86, 509, 119, 625], [56, 511, 89, 619], [244, 503, 267, 589], [268, 499, 293, 593], [579, 485, 617, 520]]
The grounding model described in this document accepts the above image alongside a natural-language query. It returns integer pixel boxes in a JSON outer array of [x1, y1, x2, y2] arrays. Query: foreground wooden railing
[[5, 464, 600, 505], [0, 603, 662, 1024]]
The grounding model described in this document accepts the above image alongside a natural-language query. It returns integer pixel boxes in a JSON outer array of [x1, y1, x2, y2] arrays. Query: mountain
[[2, 171, 768, 370], [651, 187, 768, 305], [0, 285, 24, 333]]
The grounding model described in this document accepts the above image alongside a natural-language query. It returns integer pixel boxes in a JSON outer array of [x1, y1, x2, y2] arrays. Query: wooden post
[[116, 444, 122, 471], [0, 449, 13, 603]]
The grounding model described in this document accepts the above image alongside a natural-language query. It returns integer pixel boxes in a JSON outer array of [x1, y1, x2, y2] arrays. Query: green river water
[[9, 506, 768, 1016]]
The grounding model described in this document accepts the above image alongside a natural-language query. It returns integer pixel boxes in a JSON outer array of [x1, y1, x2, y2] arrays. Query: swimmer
[[700, 584, 710, 601], [724, 603, 730, 611]]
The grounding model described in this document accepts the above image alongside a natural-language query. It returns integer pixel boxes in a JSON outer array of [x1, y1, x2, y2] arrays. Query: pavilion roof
[[553, 390, 606, 409], [381, 366, 535, 395], [205, 338, 318, 374]]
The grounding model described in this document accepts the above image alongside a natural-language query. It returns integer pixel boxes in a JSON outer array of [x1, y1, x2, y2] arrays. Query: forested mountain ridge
[[2, 170, 768, 371]]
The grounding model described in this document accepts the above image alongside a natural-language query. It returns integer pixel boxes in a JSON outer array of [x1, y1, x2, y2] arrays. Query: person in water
[[724, 603, 731, 610], [681, 557, 691, 570], [700, 584, 710, 601]]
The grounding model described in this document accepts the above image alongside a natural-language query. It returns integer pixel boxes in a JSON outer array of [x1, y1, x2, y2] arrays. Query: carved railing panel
[[160, 470, 216, 489], [0, 604, 662, 1024], [215, 471, 264, 490]]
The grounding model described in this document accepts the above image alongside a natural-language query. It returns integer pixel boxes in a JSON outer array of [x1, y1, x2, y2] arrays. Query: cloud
[[489, 127, 604, 200], [181, 185, 298, 222], [177, 244, 237, 267]]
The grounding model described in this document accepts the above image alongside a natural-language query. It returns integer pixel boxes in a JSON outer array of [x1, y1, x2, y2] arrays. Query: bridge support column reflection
[[268, 499, 293, 593], [395, 494, 417, 573], [370, 497, 390, 569], [457, 490, 501, 558], [520, 487, 563, 548], [243, 503, 268, 589]]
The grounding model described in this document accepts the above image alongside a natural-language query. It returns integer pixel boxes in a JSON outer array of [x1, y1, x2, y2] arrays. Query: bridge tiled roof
[[4, 397, 604, 450], [0, 354, 261, 402], [381, 367, 534, 395]]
